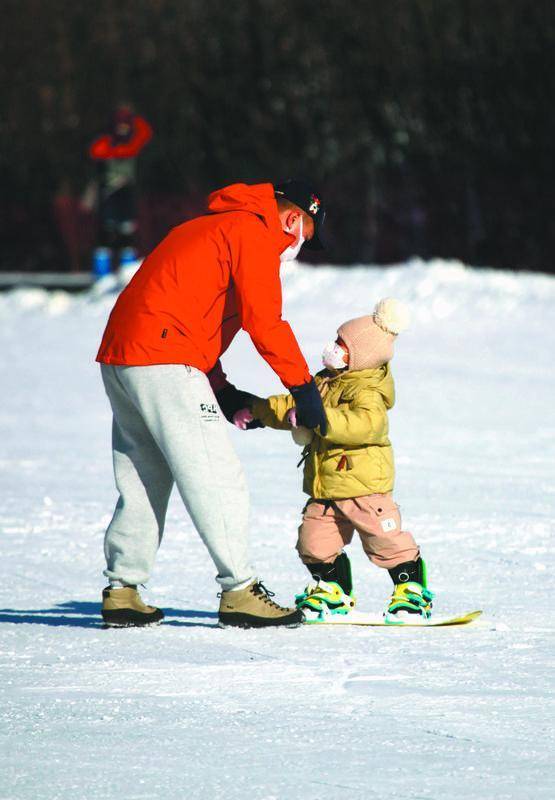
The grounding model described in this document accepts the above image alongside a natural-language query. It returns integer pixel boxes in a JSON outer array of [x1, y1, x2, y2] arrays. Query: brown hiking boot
[[218, 580, 304, 628], [101, 586, 164, 628]]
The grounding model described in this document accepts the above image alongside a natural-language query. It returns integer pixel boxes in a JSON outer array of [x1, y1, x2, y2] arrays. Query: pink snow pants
[[297, 494, 419, 569]]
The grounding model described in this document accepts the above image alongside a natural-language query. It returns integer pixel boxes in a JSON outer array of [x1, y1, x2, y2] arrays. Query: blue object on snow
[[92, 247, 112, 278], [119, 247, 137, 267]]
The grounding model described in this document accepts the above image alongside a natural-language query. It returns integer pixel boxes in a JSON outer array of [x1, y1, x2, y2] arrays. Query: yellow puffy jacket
[[251, 365, 395, 500]]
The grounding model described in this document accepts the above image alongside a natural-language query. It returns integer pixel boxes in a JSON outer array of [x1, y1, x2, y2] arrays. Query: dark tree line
[[1, 0, 554, 271]]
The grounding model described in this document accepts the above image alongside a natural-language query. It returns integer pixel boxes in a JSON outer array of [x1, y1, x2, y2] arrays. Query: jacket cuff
[[207, 360, 230, 393], [251, 397, 268, 421]]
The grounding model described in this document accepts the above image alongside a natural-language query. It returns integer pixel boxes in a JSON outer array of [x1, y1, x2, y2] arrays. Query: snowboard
[[303, 609, 482, 627]]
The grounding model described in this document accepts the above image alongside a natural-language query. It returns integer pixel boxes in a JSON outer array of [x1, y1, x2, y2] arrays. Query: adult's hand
[[215, 383, 262, 425], [290, 378, 327, 436]]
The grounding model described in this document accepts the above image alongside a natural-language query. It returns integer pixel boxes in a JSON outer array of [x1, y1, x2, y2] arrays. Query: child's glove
[[287, 408, 313, 446], [233, 408, 253, 429], [232, 408, 264, 430]]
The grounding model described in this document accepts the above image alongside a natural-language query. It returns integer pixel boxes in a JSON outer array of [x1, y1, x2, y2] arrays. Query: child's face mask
[[280, 217, 304, 262], [322, 339, 349, 370]]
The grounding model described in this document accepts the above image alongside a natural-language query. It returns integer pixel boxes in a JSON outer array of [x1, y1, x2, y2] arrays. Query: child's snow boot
[[306, 552, 354, 595], [101, 585, 164, 627], [296, 552, 356, 620], [384, 558, 434, 624], [218, 580, 303, 628]]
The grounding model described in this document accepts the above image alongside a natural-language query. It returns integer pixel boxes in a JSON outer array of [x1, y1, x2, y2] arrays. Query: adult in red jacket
[[98, 179, 327, 629], [89, 105, 153, 273]]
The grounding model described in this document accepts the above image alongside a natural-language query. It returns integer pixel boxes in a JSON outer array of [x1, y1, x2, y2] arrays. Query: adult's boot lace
[[252, 581, 283, 610]]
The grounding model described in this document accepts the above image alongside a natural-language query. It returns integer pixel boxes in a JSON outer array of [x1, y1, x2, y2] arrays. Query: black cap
[[274, 179, 326, 250]]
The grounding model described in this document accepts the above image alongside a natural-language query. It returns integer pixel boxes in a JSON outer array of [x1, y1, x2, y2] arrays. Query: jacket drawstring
[[297, 443, 311, 469], [322, 499, 334, 516]]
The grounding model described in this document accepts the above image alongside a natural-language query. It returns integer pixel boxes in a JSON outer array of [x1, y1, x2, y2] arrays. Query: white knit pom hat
[[337, 298, 410, 370]]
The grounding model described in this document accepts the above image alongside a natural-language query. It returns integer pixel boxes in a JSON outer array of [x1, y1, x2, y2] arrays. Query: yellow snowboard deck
[[304, 610, 483, 627]]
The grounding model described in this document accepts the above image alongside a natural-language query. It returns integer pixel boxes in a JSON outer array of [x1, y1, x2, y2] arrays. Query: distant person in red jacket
[[97, 180, 327, 629], [88, 104, 152, 277]]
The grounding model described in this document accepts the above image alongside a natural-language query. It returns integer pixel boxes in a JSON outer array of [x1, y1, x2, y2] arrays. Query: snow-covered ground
[[1, 259, 554, 799]]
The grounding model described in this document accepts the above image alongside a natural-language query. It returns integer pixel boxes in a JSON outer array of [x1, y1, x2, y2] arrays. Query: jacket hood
[[317, 364, 395, 409], [207, 182, 292, 251]]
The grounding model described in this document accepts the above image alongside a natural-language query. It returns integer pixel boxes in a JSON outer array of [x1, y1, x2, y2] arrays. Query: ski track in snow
[[0, 258, 554, 799]]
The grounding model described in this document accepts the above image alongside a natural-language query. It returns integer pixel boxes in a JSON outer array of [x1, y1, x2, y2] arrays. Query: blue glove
[[290, 378, 327, 436]]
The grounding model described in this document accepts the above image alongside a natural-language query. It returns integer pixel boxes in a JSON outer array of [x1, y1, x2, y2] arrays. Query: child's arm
[[251, 394, 296, 431], [318, 390, 388, 446]]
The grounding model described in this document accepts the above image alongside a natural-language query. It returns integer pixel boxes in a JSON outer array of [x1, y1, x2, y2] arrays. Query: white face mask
[[280, 217, 304, 262], [322, 340, 348, 370]]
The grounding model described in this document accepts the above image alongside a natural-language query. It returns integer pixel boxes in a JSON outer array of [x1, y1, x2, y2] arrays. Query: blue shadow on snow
[[0, 600, 219, 629]]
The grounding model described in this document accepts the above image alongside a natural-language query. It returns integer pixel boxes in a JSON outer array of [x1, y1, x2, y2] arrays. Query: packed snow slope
[[1, 259, 554, 800]]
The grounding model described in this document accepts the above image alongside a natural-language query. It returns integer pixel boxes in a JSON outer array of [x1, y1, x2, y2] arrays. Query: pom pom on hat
[[373, 298, 410, 335]]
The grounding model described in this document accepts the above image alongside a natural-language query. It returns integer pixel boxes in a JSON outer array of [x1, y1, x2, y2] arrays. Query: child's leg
[[296, 500, 355, 593], [334, 495, 432, 621], [334, 494, 419, 570]]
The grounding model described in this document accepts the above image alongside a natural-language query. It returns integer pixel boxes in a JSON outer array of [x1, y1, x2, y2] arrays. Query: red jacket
[[89, 116, 153, 160], [96, 183, 311, 389]]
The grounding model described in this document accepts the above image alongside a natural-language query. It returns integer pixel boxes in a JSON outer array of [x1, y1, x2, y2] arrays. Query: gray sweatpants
[[100, 364, 254, 590]]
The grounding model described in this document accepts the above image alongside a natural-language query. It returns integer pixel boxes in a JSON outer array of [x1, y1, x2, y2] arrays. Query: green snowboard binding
[[384, 558, 434, 625], [296, 552, 356, 620]]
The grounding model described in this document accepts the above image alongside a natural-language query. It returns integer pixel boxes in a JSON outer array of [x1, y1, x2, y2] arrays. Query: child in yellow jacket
[[235, 298, 433, 623]]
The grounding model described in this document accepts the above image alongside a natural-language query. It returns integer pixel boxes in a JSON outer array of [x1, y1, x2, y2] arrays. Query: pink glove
[[233, 408, 254, 430], [287, 408, 298, 428]]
